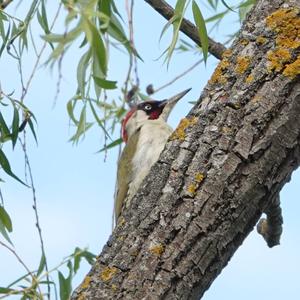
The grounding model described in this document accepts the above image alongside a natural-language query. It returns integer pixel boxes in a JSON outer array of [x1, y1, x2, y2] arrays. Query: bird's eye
[[144, 104, 152, 110]]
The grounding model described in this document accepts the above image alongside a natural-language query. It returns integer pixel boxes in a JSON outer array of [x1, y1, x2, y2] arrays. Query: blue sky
[[0, 1, 299, 299]]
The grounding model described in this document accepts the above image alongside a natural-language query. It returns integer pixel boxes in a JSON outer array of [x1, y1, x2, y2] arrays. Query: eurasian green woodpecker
[[114, 88, 191, 225]]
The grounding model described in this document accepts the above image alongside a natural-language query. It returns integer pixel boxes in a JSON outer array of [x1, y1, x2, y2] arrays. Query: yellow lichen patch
[[256, 36, 267, 45], [251, 95, 262, 103], [240, 39, 249, 46], [209, 58, 230, 84], [149, 243, 165, 256], [235, 56, 251, 74], [266, 8, 300, 49], [111, 284, 118, 291], [78, 293, 86, 300], [100, 267, 118, 282], [222, 49, 233, 58], [117, 235, 124, 242], [209, 49, 232, 84], [283, 55, 300, 79], [117, 216, 126, 227], [187, 183, 197, 196], [245, 74, 254, 83], [222, 126, 232, 134], [80, 276, 91, 290], [195, 173, 205, 183], [171, 117, 198, 141], [267, 48, 291, 72]]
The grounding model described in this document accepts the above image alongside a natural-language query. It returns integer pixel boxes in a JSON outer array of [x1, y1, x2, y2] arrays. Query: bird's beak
[[159, 88, 191, 121]]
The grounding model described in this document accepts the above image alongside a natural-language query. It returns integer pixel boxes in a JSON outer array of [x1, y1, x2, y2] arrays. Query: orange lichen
[[245, 74, 254, 83], [187, 183, 197, 196], [80, 276, 91, 289], [171, 117, 198, 141], [149, 243, 165, 256], [117, 216, 126, 227], [265, 8, 300, 77], [256, 36, 267, 45], [209, 59, 230, 84], [100, 267, 118, 282], [78, 294, 86, 300], [266, 8, 300, 49], [195, 173, 205, 183], [235, 56, 251, 74], [251, 95, 262, 103], [283, 55, 300, 79], [222, 49, 233, 58], [267, 48, 292, 72], [117, 235, 124, 242], [222, 126, 232, 134], [240, 39, 249, 46], [209, 49, 232, 84]]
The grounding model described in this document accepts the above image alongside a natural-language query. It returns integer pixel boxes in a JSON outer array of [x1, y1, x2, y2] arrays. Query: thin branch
[[20, 3, 62, 103], [0, 0, 13, 10], [0, 240, 42, 297], [144, 0, 226, 60], [152, 58, 202, 94], [20, 137, 51, 299]]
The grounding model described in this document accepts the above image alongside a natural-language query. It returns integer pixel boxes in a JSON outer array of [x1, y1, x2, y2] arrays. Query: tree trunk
[[72, 0, 300, 299]]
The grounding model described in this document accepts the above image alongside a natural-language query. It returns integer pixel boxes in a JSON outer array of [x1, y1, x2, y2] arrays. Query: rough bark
[[72, 0, 300, 299]]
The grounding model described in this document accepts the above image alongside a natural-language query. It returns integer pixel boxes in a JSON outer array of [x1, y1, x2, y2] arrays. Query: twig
[[153, 58, 202, 94], [0, 0, 13, 10], [20, 137, 51, 299], [53, 49, 64, 108], [144, 0, 226, 60], [0, 240, 42, 297], [124, 0, 139, 101], [129, 0, 139, 87], [20, 3, 62, 103]]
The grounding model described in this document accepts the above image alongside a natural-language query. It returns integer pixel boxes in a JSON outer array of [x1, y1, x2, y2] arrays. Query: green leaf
[[0, 206, 12, 232], [192, 1, 209, 63], [66, 97, 79, 125], [73, 247, 82, 274], [97, 138, 122, 152], [58, 271, 71, 300], [220, 0, 235, 12], [69, 105, 93, 144], [39, 0, 50, 34], [0, 111, 10, 140], [165, 0, 187, 65], [159, 15, 177, 41], [43, 26, 81, 44], [37, 253, 46, 277], [82, 250, 96, 265], [92, 76, 117, 89], [83, 18, 107, 76], [77, 49, 91, 97], [11, 106, 19, 149], [28, 118, 38, 144], [89, 100, 111, 140], [205, 10, 229, 23], [24, 0, 39, 24], [0, 22, 10, 57], [0, 219, 12, 244], [0, 148, 27, 185], [0, 287, 14, 294]]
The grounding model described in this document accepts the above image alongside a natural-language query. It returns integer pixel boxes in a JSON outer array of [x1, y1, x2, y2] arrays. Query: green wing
[[114, 132, 138, 225]]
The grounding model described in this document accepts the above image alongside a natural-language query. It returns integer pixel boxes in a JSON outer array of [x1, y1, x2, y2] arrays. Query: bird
[[114, 88, 191, 225]]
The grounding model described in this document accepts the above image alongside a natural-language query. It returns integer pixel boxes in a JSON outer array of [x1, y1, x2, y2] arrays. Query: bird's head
[[121, 88, 191, 143]]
